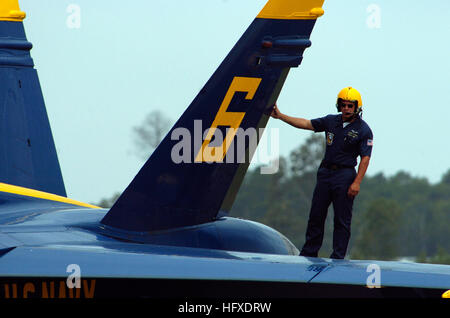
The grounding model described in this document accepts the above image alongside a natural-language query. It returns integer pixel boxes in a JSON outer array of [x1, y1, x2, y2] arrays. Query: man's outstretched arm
[[271, 104, 314, 131]]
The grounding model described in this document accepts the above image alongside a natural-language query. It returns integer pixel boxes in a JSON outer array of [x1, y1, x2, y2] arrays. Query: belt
[[319, 162, 353, 170]]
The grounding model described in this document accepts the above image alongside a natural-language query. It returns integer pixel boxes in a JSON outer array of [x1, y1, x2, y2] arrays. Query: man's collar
[[336, 114, 361, 126]]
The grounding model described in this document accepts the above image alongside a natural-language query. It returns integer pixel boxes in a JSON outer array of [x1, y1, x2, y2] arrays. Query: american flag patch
[[367, 139, 373, 146]]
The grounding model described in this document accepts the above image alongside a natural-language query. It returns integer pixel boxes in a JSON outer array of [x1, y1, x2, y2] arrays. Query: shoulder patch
[[327, 132, 334, 146]]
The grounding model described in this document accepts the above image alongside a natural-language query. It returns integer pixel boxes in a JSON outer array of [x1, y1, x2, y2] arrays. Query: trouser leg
[[300, 171, 332, 257], [330, 170, 356, 259]]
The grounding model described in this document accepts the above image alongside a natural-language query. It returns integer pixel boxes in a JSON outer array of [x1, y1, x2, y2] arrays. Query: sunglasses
[[340, 103, 355, 109]]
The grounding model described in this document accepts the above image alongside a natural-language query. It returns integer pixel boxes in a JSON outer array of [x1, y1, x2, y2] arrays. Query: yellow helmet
[[336, 87, 363, 115]]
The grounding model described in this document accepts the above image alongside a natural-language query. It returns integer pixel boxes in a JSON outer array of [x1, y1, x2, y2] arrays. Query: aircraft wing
[[1, 236, 449, 298]]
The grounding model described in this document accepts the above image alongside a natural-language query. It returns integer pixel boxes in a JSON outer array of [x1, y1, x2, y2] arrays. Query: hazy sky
[[19, 0, 450, 204]]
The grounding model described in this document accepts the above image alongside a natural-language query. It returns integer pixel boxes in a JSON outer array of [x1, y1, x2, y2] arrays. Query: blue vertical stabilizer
[[102, 1, 325, 232], [0, 20, 66, 196]]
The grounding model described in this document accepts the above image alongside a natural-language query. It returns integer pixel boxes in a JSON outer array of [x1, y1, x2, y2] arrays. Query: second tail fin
[[101, 0, 325, 232], [0, 1, 66, 197]]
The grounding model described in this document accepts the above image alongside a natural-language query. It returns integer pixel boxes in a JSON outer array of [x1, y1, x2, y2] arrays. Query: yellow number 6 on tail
[[195, 76, 262, 163]]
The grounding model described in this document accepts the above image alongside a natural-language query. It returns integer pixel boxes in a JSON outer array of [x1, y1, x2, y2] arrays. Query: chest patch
[[326, 132, 334, 146], [347, 129, 359, 139]]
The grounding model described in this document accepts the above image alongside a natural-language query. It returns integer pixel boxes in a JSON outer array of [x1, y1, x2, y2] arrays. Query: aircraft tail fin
[[0, 1, 66, 196], [101, 0, 325, 232]]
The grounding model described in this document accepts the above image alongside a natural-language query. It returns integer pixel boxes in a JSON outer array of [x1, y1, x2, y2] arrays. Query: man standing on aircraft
[[270, 87, 373, 259]]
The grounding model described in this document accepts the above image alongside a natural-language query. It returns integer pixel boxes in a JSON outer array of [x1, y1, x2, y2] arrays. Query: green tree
[[232, 133, 326, 251], [261, 157, 307, 248], [133, 110, 171, 160], [95, 192, 120, 208], [441, 168, 450, 185], [289, 133, 325, 177], [351, 198, 403, 260], [96, 110, 172, 206], [427, 247, 450, 265]]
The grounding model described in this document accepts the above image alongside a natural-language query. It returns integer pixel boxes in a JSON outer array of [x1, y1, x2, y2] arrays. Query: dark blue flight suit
[[300, 114, 373, 259]]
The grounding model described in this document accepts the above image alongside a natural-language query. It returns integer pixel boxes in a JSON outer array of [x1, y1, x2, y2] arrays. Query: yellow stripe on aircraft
[[0, 0, 26, 22], [257, 0, 325, 20], [0, 183, 101, 209]]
